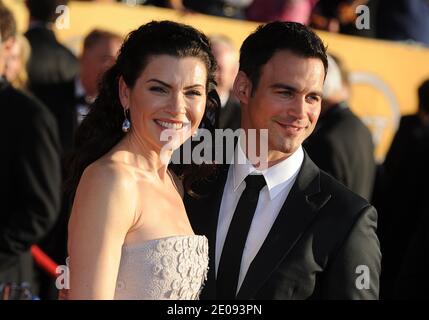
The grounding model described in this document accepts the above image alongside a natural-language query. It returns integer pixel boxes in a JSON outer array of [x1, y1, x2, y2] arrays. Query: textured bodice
[[114, 235, 209, 300]]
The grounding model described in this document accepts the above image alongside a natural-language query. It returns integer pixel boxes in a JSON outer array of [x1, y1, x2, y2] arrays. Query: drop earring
[[122, 108, 131, 133]]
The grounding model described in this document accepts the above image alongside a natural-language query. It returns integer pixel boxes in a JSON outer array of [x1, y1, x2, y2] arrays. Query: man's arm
[[321, 205, 381, 299], [0, 107, 61, 271]]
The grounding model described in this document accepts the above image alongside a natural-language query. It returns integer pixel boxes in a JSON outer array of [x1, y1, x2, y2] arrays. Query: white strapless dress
[[114, 235, 209, 300]]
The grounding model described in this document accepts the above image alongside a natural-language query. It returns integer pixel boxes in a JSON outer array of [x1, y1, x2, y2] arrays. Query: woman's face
[[4, 40, 22, 83], [119, 54, 208, 154]]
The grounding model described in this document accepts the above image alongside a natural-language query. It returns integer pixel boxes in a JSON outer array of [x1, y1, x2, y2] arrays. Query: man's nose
[[289, 96, 307, 119]]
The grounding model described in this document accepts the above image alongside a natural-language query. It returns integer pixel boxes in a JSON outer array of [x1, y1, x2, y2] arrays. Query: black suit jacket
[[185, 153, 381, 299], [375, 117, 429, 299], [304, 103, 376, 200], [25, 26, 78, 88], [25, 26, 79, 153], [0, 80, 61, 286]]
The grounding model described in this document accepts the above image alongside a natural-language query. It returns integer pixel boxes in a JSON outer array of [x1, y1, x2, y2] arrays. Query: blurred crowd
[[1, 0, 429, 299], [77, 0, 429, 46]]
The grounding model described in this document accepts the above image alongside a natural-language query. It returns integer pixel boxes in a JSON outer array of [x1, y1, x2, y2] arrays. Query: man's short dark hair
[[239, 21, 328, 92], [26, 0, 69, 23], [418, 79, 429, 113], [0, 4, 16, 43]]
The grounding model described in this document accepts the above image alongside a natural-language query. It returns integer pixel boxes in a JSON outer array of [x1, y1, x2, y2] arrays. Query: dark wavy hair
[[66, 21, 220, 201]]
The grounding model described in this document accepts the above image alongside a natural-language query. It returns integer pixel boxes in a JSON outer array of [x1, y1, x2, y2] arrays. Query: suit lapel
[[236, 154, 331, 299]]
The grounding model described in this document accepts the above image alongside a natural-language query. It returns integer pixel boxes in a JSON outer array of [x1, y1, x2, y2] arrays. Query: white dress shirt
[[215, 143, 304, 293], [75, 77, 91, 125]]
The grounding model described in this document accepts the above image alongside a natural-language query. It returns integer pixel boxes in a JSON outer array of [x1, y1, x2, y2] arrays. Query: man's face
[[236, 50, 325, 161], [211, 42, 238, 95], [80, 37, 122, 97]]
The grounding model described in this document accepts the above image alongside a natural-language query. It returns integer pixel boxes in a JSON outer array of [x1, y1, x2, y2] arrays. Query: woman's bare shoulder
[[71, 159, 140, 225]]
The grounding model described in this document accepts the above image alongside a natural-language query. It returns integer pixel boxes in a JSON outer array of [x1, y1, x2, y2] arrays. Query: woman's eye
[[149, 86, 167, 93], [186, 90, 202, 97]]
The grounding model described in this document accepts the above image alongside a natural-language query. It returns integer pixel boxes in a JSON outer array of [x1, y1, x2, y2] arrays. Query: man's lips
[[274, 120, 307, 131]]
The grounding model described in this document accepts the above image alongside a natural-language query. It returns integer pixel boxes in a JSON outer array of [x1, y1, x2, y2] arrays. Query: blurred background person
[[36, 28, 122, 300], [0, 3, 61, 297], [74, 29, 122, 124], [25, 0, 78, 89], [145, 0, 253, 19], [4, 34, 31, 90], [209, 34, 240, 131], [310, 0, 378, 38], [245, 0, 317, 24], [376, 0, 429, 47], [304, 54, 375, 200], [374, 79, 429, 299], [392, 205, 429, 299]]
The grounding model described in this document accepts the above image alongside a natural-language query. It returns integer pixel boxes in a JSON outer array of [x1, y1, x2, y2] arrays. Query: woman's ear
[[118, 76, 130, 109], [232, 71, 252, 105]]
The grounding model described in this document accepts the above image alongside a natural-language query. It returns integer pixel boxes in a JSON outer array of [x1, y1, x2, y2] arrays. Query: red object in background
[[30, 245, 59, 279]]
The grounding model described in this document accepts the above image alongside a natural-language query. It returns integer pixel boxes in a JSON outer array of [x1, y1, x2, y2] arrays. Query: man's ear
[[233, 71, 252, 105], [118, 76, 130, 109]]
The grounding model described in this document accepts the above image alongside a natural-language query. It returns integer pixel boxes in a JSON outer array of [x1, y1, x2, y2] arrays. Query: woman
[[4, 34, 31, 90], [66, 21, 219, 300]]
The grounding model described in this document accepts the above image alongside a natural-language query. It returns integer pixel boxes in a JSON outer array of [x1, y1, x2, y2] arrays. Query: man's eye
[[278, 91, 293, 98], [307, 95, 320, 103]]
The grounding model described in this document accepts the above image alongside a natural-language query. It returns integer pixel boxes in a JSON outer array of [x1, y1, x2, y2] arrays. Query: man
[[304, 54, 375, 200], [375, 79, 429, 299], [37, 28, 122, 155], [74, 29, 123, 125], [0, 4, 61, 293], [186, 21, 381, 300], [25, 0, 78, 152], [210, 34, 241, 131], [25, 0, 77, 88]]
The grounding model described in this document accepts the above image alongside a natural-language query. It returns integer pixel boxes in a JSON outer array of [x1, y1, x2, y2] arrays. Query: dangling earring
[[122, 108, 131, 133]]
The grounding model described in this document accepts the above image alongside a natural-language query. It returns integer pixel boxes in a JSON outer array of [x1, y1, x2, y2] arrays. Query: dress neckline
[[122, 234, 207, 250]]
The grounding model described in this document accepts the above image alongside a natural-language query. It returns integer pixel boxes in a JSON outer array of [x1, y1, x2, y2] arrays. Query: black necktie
[[216, 174, 267, 299]]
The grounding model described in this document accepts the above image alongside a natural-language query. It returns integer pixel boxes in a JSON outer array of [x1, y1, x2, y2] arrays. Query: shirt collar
[[233, 141, 304, 200]]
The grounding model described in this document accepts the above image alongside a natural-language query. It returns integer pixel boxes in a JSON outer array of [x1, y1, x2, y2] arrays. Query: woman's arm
[[67, 163, 138, 299]]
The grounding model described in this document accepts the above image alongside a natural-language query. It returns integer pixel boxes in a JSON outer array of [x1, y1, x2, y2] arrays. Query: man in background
[[304, 54, 375, 200], [0, 3, 61, 296], [210, 34, 241, 131]]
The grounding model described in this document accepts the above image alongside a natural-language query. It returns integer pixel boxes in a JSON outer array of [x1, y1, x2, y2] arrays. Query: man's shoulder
[[1, 86, 55, 124], [317, 167, 372, 215]]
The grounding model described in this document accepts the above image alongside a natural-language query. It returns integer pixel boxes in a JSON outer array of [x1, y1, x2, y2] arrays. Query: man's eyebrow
[[270, 83, 323, 97], [270, 83, 298, 91]]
